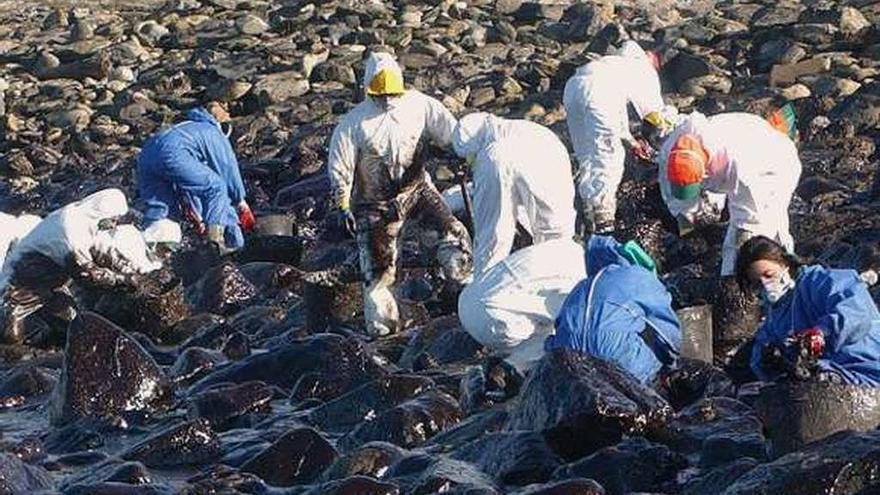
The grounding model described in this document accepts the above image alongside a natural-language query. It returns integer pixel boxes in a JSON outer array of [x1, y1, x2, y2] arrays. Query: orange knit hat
[[667, 133, 708, 200]]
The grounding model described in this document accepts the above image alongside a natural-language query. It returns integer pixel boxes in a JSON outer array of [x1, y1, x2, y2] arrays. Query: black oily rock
[[190, 333, 387, 394], [398, 316, 487, 371], [187, 261, 258, 316], [48, 312, 173, 427], [187, 381, 273, 429], [240, 427, 337, 487], [661, 358, 735, 410], [427, 407, 510, 449], [64, 482, 175, 494], [42, 418, 127, 455], [0, 366, 57, 401], [10, 437, 45, 463], [170, 347, 227, 385], [654, 397, 765, 462], [307, 374, 435, 434], [299, 476, 400, 495], [756, 380, 880, 457], [221, 331, 251, 360], [60, 458, 153, 489], [681, 457, 759, 495], [122, 418, 221, 469], [451, 431, 563, 486], [383, 453, 498, 495], [320, 442, 408, 482], [721, 430, 880, 494], [552, 437, 686, 495], [43, 451, 108, 470], [513, 479, 606, 494], [0, 452, 54, 493], [174, 314, 226, 350], [339, 390, 463, 451], [507, 350, 671, 461], [712, 277, 762, 364]]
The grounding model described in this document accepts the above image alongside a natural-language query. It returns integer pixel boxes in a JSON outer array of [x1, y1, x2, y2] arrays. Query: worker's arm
[[421, 92, 458, 149], [218, 133, 246, 205], [471, 149, 516, 277], [327, 118, 358, 210], [639, 276, 682, 366]]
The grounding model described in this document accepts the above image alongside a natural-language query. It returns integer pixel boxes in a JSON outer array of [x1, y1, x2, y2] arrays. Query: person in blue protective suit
[[545, 235, 682, 384], [137, 103, 255, 252], [736, 236, 880, 387]]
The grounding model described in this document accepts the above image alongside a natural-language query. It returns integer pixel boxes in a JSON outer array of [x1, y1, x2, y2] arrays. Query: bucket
[[676, 305, 713, 363]]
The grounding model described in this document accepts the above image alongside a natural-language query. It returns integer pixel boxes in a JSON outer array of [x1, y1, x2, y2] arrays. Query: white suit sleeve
[[327, 118, 359, 209], [473, 149, 517, 277], [421, 93, 457, 149], [627, 61, 665, 121]]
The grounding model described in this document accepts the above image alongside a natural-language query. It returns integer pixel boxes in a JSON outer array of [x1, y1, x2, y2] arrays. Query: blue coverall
[[546, 235, 682, 384], [137, 107, 246, 248], [751, 265, 880, 387]]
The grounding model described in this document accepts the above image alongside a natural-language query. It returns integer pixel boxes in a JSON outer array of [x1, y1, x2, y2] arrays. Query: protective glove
[[181, 202, 206, 236], [790, 327, 825, 360], [238, 201, 256, 233], [80, 266, 122, 288], [328, 208, 356, 238]]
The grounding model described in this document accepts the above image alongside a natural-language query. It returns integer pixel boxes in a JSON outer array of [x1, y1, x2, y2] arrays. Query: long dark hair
[[735, 236, 803, 291]]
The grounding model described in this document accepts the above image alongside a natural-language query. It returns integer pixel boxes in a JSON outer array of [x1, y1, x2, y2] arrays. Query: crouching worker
[[0, 189, 161, 344], [546, 235, 681, 385], [0, 212, 42, 269], [458, 238, 587, 373], [736, 236, 880, 387], [327, 52, 472, 336], [138, 103, 255, 254]]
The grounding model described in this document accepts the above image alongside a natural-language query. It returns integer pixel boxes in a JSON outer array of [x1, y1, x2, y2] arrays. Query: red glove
[[794, 327, 825, 359], [180, 201, 206, 235], [238, 202, 256, 233], [632, 138, 656, 163]]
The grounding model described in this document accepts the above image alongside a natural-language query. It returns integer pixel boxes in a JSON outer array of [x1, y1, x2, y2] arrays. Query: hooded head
[[453, 112, 493, 164], [667, 134, 708, 200], [363, 52, 405, 98], [617, 40, 659, 71], [76, 188, 129, 222]]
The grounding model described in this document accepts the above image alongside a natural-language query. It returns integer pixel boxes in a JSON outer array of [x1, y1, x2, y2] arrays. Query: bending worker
[[458, 238, 586, 372], [659, 111, 802, 276], [327, 51, 472, 336], [0, 189, 161, 344], [546, 235, 681, 385], [137, 104, 255, 252], [451, 112, 576, 276], [563, 40, 670, 234], [737, 236, 880, 387], [0, 212, 41, 270]]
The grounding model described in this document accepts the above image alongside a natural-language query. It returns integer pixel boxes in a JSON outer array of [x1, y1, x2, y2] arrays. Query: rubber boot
[[206, 225, 233, 256]]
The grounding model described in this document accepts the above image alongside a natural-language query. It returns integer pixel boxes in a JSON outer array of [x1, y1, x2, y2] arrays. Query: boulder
[[187, 381, 273, 428], [122, 419, 221, 468], [452, 432, 563, 486], [240, 427, 338, 487], [49, 312, 173, 426], [0, 453, 54, 493]]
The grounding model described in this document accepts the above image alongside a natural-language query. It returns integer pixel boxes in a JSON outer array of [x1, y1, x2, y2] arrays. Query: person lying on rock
[[451, 112, 577, 278], [0, 189, 162, 344], [459, 238, 586, 374], [658, 110, 802, 277], [0, 212, 41, 270], [736, 236, 880, 387], [327, 51, 472, 336], [137, 102, 255, 255], [545, 235, 682, 385], [563, 39, 672, 235]]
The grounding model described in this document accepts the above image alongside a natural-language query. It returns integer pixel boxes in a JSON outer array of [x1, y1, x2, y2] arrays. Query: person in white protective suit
[[451, 112, 577, 277], [0, 213, 42, 271], [563, 40, 669, 233], [326, 51, 473, 336], [0, 189, 162, 344], [458, 238, 587, 372], [658, 111, 802, 276]]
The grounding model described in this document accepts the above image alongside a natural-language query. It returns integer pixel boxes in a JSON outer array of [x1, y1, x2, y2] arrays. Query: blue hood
[[586, 235, 632, 276], [185, 107, 220, 127]]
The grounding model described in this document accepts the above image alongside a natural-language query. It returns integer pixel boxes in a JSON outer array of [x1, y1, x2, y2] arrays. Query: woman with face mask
[[736, 236, 880, 386]]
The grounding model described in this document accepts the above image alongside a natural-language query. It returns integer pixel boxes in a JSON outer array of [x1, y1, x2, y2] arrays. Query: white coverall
[[452, 113, 577, 277], [563, 41, 665, 228], [0, 189, 161, 343], [658, 112, 802, 276], [327, 52, 470, 336], [458, 238, 587, 372], [0, 213, 41, 271]]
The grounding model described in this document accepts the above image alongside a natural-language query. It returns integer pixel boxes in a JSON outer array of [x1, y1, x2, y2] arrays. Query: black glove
[[761, 343, 788, 377], [328, 208, 356, 238], [81, 266, 122, 288]]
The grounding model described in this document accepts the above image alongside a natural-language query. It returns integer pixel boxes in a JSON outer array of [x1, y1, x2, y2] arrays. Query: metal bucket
[[676, 305, 713, 363]]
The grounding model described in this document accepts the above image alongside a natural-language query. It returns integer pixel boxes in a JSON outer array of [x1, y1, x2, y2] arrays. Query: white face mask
[[761, 270, 795, 304]]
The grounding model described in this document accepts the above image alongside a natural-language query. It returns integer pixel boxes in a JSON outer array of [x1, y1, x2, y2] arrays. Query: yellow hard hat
[[367, 68, 405, 96]]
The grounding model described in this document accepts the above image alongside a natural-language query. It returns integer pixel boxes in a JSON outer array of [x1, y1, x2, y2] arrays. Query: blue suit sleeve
[[804, 269, 877, 353], [204, 129, 245, 205], [638, 275, 682, 365]]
